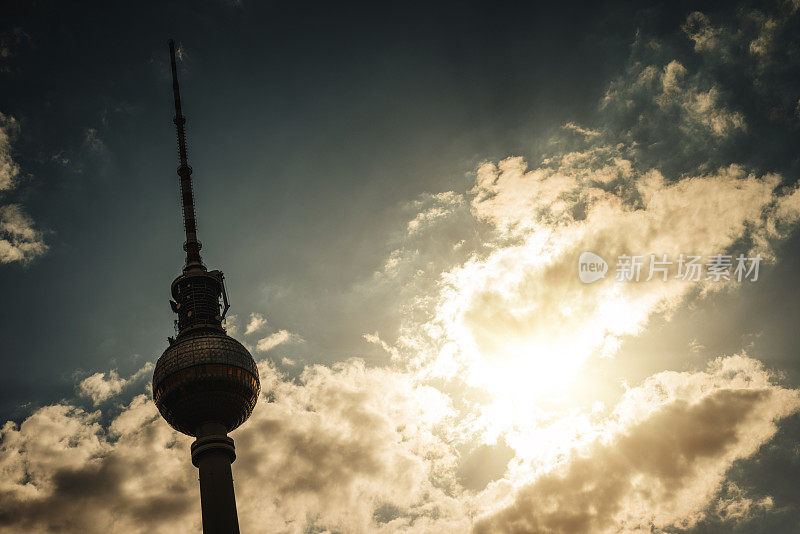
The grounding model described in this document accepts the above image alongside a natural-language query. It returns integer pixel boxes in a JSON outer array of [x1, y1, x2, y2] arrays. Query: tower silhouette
[[153, 40, 260, 534]]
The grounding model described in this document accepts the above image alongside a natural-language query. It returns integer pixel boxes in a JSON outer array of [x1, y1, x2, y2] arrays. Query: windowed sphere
[[153, 331, 260, 436]]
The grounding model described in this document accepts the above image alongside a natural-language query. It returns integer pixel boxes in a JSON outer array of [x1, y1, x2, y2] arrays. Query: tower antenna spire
[[169, 39, 203, 270]]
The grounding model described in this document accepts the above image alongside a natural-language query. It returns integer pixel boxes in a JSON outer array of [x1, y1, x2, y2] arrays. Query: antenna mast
[[169, 39, 203, 270]]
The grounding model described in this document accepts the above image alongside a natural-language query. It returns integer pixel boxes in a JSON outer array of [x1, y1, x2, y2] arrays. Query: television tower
[[153, 40, 260, 534]]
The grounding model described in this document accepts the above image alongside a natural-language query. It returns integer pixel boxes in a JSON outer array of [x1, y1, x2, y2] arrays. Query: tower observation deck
[[152, 39, 260, 534]]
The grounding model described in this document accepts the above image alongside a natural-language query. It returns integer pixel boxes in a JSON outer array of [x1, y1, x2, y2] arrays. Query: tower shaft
[[197, 453, 239, 533], [193, 423, 240, 534]]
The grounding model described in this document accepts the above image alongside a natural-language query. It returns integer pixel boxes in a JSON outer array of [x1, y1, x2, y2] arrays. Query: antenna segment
[[168, 39, 203, 270]]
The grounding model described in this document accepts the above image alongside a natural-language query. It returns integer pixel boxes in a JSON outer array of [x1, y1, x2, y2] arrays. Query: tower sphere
[[154, 330, 260, 436]]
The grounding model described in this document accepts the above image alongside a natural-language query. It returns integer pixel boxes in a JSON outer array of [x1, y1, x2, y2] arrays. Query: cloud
[[376, 5, 800, 530], [1, 354, 798, 533], [0, 359, 465, 533], [562, 122, 601, 139], [406, 192, 464, 235], [408, 151, 800, 409], [474, 356, 800, 533], [0, 397, 198, 533], [602, 54, 745, 137], [363, 331, 399, 359], [234, 360, 462, 532], [683, 11, 726, 54], [78, 363, 154, 406], [244, 312, 267, 335], [222, 313, 238, 336], [0, 205, 47, 264], [680, 3, 800, 129], [255, 330, 302, 352], [387, 2, 800, 416], [712, 482, 775, 523], [78, 371, 125, 405], [0, 113, 47, 265], [0, 113, 19, 192]]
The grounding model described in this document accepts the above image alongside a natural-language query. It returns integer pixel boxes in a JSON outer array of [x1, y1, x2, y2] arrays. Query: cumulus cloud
[[0, 113, 19, 192], [474, 356, 799, 533], [397, 142, 800, 528], [2, 353, 798, 533], [680, 2, 800, 129], [407, 152, 800, 408], [712, 482, 775, 523], [406, 192, 464, 235], [683, 11, 726, 54], [0, 205, 47, 264], [363, 331, 399, 359], [78, 363, 154, 406], [222, 313, 239, 336], [603, 54, 744, 135], [386, 2, 800, 417], [0, 359, 466, 533], [0, 113, 46, 264], [0, 397, 198, 533], [234, 360, 463, 532], [255, 329, 302, 352], [383, 4, 800, 530], [244, 312, 267, 335]]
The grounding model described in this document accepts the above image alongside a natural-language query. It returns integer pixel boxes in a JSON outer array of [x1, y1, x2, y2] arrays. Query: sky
[[2, 0, 800, 532]]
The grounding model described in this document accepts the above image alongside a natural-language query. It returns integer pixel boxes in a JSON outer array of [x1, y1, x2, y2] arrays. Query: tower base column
[[192, 422, 240, 534]]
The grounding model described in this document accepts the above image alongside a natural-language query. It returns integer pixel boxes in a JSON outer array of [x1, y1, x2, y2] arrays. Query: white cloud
[[363, 331, 399, 360], [408, 152, 800, 412], [0, 359, 465, 533], [683, 11, 726, 54], [474, 356, 799, 533], [0, 113, 19, 192], [406, 192, 464, 235], [256, 330, 301, 352], [1, 354, 798, 533], [712, 482, 774, 523], [0, 113, 47, 265], [78, 363, 154, 406], [244, 312, 267, 335], [603, 58, 745, 143], [222, 313, 238, 336], [0, 205, 47, 264], [0, 396, 198, 533]]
